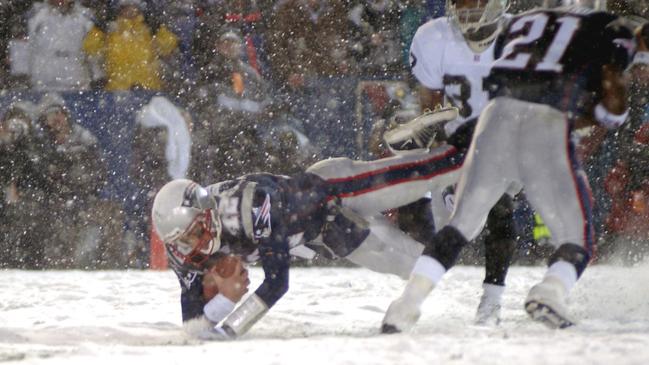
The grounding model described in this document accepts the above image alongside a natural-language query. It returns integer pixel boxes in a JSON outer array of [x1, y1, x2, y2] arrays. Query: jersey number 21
[[495, 14, 580, 72]]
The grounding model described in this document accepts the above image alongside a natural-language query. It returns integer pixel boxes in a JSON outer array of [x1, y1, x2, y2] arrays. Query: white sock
[[481, 283, 505, 302], [544, 261, 578, 293], [411, 255, 446, 285]]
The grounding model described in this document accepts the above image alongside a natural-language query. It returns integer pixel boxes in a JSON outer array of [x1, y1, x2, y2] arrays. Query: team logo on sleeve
[[180, 271, 198, 291], [252, 194, 272, 239]]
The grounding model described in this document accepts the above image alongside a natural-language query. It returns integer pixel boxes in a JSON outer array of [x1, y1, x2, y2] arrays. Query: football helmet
[[542, 0, 606, 10], [152, 179, 222, 268], [446, 0, 509, 53]]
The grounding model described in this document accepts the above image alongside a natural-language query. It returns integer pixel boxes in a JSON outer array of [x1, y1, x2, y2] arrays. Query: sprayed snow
[[1, 264, 649, 365]]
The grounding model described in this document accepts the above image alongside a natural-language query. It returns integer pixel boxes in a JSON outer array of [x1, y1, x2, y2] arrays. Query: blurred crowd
[[0, 0, 648, 269]]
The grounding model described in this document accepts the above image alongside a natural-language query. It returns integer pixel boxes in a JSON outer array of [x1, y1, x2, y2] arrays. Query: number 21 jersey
[[486, 8, 633, 116]]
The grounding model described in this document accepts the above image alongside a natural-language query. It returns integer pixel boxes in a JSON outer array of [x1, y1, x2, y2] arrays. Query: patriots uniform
[[172, 148, 463, 323], [380, 7, 635, 333], [444, 7, 634, 263], [486, 8, 634, 119]]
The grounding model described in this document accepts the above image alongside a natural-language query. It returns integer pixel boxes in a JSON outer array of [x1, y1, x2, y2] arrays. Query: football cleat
[[524, 277, 575, 329], [474, 283, 504, 326], [475, 299, 502, 326], [381, 296, 422, 334], [383, 106, 458, 151], [381, 274, 435, 334]]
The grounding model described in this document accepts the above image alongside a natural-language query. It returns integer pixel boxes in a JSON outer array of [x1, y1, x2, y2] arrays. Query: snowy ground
[[2, 264, 649, 365]]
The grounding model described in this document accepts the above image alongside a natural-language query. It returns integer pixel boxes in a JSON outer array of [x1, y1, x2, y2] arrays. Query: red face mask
[[173, 210, 217, 267]]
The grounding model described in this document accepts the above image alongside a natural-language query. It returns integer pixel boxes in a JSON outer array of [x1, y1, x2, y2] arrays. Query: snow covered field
[[2, 264, 649, 365]]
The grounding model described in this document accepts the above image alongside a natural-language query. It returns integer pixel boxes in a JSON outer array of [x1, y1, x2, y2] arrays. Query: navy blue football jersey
[[486, 7, 634, 117]]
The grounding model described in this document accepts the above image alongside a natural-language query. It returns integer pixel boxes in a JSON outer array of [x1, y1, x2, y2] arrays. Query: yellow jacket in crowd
[[83, 14, 178, 91]]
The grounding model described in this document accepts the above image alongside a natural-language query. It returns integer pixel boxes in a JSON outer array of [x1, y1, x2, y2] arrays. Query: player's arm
[[213, 235, 290, 340], [419, 85, 445, 112], [592, 18, 639, 129], [176, 263, 249, 340], [410, 21, 446, 113], [215, 187, 291, 339]]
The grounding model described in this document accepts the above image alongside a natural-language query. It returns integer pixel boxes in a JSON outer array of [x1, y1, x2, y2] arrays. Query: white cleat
[[474, 283, 504, 326], [475, 300, 502, 326], [524, 276, 575, 329], [381, 274, 435, 334], [383, 106, 459, 151], [381, 296, 422, 334]]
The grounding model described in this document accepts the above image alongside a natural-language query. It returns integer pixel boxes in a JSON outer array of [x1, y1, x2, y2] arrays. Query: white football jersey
[[410, 17, 495, 136]]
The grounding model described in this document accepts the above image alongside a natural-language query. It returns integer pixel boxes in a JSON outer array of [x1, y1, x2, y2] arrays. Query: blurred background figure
[[83, 0, 179, 91], [194, 0, 272, 78], [188, 29, 271, 183], [25, 0, 99, 91], [148, 0, 200, 97], [0, 101, 51, 269], [33, 93, 108, 268], [268, 0, 355, 91], [348, 0, 404, 78]]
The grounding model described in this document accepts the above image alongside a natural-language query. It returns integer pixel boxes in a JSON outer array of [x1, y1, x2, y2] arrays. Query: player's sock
[[381, 256, 445, 334], [475, 283, 505, 326], [545, 260, 578, 293]]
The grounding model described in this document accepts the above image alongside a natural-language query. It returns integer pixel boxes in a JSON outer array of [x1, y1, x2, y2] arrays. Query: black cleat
[[381, 323, 401, 334]]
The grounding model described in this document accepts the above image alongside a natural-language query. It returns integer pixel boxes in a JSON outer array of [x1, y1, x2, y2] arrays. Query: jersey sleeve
[[601, 14, 636, 70], [410, 20, 447, 90], [172, 268, 206, 322], [250, 184, 292, 308]]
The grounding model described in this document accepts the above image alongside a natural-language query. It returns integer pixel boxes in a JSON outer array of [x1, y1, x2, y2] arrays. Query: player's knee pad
[[422, 225, 469, 270], [548, 243, 590, 278], [321, 206, 370, 258]]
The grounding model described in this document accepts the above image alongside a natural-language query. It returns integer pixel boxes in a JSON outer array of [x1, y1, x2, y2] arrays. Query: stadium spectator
[[348, 0, 404, 78], [146, 0, 199, 98], [0, 101, 51, 269], [597, 24, 649, 261], [194, 0, 271, 77], [83, 0, 179, 91], [0, 1, 34, 90], [188, 29, 271, 182], [31, 93, 106, 268], [267, 0, 355, 90], [25, 0, 99, 91]]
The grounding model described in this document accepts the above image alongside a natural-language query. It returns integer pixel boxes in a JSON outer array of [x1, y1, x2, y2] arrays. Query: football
[[202, 255, 242, 301]]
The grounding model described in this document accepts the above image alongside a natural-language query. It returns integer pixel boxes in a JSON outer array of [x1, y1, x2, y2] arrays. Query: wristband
[[633, 51, 649, 65], [204, 293, 235, 323], [594, 102, 629, 129]]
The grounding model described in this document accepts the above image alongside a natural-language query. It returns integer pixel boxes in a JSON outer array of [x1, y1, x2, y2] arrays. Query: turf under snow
[[2, 264, 649, 365]]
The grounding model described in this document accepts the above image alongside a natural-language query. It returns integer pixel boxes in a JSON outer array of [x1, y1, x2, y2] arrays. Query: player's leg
[[344, 215, 425, 279], [382, 99, 518, 333], [306, 147, 461, 214], [476, 194, 517, 325], [308, 204, 424, 279], [519, 106, 594, 328]]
